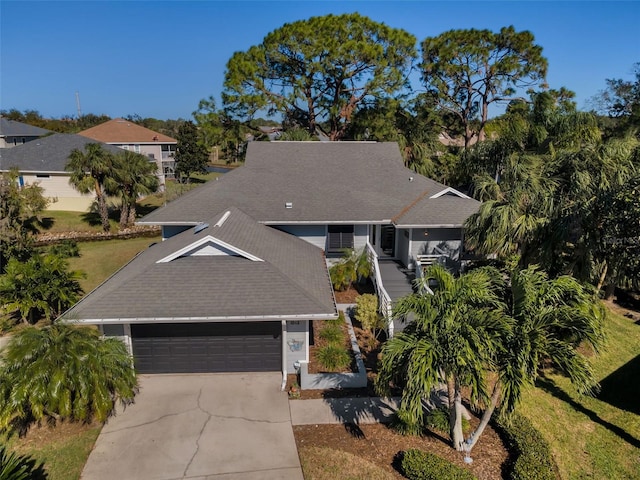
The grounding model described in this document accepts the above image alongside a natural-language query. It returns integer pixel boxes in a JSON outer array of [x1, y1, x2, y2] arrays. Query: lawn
[[66, 236, 160, 292], [40, 209, 119, 234], [2, 423, 101, 480], [518, 305, 640, 480]]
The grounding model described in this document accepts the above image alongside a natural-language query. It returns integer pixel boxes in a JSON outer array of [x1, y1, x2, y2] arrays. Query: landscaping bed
[[294, 419, 509, 480]]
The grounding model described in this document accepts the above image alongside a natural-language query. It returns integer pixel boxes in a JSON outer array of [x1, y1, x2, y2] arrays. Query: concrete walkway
[[289, 397, 401, 425]]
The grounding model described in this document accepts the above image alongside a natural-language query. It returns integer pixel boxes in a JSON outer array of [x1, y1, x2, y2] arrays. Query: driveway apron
[[81, 373, 303, 480]]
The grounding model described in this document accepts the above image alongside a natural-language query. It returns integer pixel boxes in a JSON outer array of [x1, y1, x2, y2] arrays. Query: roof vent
[[214, 211, 231, 227], [285, 202, 293, 209], [409, 176, 414, 182], [194, 223, 209, 234]]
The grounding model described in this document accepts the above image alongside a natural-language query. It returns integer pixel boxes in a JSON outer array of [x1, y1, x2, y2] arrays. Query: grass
[[2, 423, 101, 480], [298, 446, 392, 480], [66, 236, 160, 292], [518, 306, 640, 480], [140, 171, 222, 209], [40, 209, 119, 234]]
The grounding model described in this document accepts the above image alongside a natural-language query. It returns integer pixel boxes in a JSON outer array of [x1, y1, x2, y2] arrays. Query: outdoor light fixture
[[285, 202, 293, 209]]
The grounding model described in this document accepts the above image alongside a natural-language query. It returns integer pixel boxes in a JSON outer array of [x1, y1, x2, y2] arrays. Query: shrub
[[0, 445, 47, 480], [48, 239, 80, 258], [496, 412, 558, 480], [400, 449, 477, 480], [316, 344, 351, 371], [355, 294, 380, 329], [326, 311, 345, 328], [319, 324, 343, 343], [0, 324, 138, 435]]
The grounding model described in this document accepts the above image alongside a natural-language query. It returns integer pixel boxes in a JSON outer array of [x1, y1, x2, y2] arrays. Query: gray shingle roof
[[0, 133, 124, 173], [0, 118, 51, 137], [64, 207, 337, 323], [139, 141, 480, 227]]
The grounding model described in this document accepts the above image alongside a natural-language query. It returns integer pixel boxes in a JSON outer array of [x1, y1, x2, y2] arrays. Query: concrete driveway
[[81, 373, 303, 480]]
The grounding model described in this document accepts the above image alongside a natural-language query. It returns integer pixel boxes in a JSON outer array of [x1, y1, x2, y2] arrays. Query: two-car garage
[[130, 322, 282, 374]]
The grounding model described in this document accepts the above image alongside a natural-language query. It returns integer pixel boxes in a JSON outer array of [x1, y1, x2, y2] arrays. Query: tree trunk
[[94, 181, 110, 232], [468, 382, 501, 451], [595, 261, 608, 295], [450, 378, 465, 451], [119, 200, 130, 230], [128, 203, 137, 227]]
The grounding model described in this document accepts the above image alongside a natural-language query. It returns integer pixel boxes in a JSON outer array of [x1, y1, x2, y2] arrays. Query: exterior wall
[[285, 320, 308, 373], [20, 173, 94, 212], [396, 228, 411, 266], [354, 224, 369, 250], [273, 225, 326, 250], [274, 224, 369, 253]]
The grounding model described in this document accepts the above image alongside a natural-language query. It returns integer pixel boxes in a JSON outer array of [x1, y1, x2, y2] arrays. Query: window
[[327, 225, 354, 253], [134, 144, 141, 153], [35, 174, 50, 179]]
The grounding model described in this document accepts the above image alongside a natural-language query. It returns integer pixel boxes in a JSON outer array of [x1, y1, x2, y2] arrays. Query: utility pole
[[75, 91, 82, 118]]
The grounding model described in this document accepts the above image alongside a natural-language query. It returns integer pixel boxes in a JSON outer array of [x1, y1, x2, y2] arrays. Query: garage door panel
[[131, 322, 281, 374]]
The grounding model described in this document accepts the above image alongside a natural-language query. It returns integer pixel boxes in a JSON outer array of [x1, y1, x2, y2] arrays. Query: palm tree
[[465, 152, 557, 263], [66, 143, 115, 232], [0, 323, 137, 434], [0, 254, 84, 324], [109, 151, 159, 229], [376, 265, 510, 450], [465, 266, 606, 451]]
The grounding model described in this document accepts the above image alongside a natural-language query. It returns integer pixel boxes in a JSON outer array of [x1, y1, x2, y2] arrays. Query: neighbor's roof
[[0, 133, 125, 173], [63, 207, 337, 323], [78, 118, 177, 144], [139, 141, 480, 227], [0, 117, 51, 137]]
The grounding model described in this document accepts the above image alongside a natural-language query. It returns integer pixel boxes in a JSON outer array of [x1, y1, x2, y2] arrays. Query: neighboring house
[[63, 207, 337, 379], [0, 117, 51, 148], [0, 133, 125, 211], [78, 118, 177, 187], [63, 141, 480, 383]]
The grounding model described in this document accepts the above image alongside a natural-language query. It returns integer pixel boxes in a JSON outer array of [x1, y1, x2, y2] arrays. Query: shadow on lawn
[[536, 377, 640, 449], [598, 354, 640, 415]]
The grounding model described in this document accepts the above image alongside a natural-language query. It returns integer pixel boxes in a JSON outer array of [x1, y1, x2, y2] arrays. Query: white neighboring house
[[0, 117, 51, 148], [78, 118, 177, 189], [0, 133, 125, 211]]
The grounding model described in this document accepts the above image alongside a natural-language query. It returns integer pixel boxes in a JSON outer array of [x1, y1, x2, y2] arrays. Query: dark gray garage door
[[131, 322, 281, 373]]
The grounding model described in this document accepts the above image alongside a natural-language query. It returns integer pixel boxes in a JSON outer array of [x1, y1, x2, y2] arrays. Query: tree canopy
[[174, 121, 210, 182], [222, 13, 417, 140], [421, 26, 547, 148]]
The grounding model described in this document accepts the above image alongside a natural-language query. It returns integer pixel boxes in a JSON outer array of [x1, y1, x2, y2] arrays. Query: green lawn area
[[519, 306, 640, 480], [40, 209, 119, 234], [2, 423, 101, 480], [67, 236, 160, 292]]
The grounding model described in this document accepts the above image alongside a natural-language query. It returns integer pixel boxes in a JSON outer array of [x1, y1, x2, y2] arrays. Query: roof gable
[[78, 118, 176, 143], [157, 234, 264, 263]]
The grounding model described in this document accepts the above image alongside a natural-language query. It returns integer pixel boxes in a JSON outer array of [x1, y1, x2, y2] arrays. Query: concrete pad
[[82, 373, 303, 480], [289, 397, 400, 426]]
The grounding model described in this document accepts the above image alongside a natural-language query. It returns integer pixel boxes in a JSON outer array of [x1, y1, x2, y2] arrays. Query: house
[[0, 117, 51, 148], [63, 141, 480, 383], [63, 206, 337, 380], [78, 118, 177, 187], [0, 133, 126, 211]]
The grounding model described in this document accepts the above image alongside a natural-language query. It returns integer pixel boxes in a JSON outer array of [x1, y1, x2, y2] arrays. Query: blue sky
[[1, 1, 639, 120]]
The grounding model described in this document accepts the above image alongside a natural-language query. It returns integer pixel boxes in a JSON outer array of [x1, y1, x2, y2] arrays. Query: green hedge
[[400, 449, 476, 480], [496, 413, 558, 480]]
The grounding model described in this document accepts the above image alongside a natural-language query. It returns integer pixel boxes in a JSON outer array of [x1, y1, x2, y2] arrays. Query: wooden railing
[[364, 241, 395, 337]]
